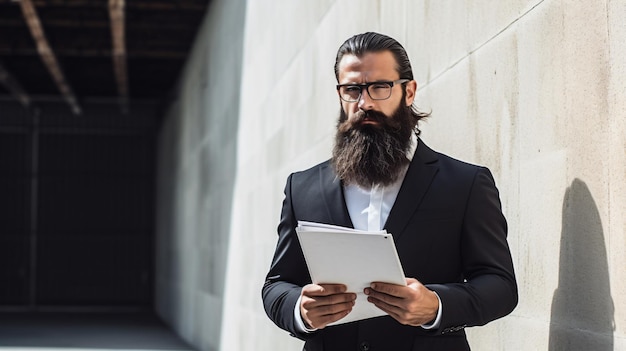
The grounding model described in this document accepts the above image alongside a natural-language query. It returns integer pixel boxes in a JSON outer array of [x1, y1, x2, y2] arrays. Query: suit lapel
[[384, 140, 439, 239], [319, 162, 354, 228]]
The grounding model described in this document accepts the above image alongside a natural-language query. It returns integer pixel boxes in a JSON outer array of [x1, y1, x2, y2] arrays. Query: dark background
[[0, 0, 210, 310], [1, 100, 157, 308]]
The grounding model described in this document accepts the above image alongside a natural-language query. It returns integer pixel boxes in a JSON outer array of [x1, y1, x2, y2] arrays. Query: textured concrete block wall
[[154, 0, 245, 350], [156, 1, 625, 350]]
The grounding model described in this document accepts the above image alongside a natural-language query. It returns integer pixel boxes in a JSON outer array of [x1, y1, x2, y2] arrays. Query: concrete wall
[[154, 0, 245, 350], [156, 1, 626, 350]]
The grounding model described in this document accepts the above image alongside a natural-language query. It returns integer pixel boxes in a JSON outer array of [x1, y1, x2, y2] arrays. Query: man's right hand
[[300, 284, 356, 329]]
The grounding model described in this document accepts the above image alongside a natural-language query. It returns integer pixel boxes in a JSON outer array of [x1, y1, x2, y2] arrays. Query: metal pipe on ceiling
[[18, 0, 82, 115], [108, 0, 129, 114]]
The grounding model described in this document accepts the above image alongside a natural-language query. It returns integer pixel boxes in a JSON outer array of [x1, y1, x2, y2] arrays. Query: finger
[[307, 299, 355, 318], [325, 292, 357, 306], [405, 277, 419, 286], [304, 300, 354, 329], [302, 292, 357, 310], [307, 308, 352, 329], [370, 282, 407, 298], [366, 295, 403, 316], [365, 287, 403, 308], [303, 283, 347, 297], [367, 295, 418, 326]]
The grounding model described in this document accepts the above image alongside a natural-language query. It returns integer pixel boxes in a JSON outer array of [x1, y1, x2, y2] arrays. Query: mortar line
[[419, 0, 548, 92]]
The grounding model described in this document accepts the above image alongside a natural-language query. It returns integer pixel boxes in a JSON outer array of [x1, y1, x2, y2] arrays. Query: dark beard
[[331, 101, 416, 187]]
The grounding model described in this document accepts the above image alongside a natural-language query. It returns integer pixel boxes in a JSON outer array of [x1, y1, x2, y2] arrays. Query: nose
[[358, 88, 375, 111]]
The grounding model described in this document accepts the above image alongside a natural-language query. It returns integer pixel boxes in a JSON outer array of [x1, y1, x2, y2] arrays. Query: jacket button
[[359, 341, 370, 351]]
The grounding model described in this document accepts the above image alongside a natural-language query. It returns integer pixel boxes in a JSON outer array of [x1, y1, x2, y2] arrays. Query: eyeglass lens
[[339, 82, 392, 102]]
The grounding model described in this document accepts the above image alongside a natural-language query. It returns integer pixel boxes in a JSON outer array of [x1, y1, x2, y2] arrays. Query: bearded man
[[262, 32, 518, 351]]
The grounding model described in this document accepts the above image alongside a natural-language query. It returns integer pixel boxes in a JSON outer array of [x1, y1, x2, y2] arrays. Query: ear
[[404, 80, 418, 106]]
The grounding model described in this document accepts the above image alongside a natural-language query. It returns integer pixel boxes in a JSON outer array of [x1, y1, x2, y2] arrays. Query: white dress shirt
[[294, 134, 442, 332]]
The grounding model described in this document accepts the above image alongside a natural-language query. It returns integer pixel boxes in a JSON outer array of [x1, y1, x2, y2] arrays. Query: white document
[[296, 221, 407, 325]]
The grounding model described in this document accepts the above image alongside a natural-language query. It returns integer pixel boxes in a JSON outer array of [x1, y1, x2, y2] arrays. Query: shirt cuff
[[294, 294, 318, 333], [421, 291, 442, 330]]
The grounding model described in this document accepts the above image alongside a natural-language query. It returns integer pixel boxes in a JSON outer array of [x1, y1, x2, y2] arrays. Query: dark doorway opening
[[0, 101, 157, 310]]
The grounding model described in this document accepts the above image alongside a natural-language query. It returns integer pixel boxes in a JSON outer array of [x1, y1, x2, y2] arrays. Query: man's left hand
[[364, 278, 438, 326]]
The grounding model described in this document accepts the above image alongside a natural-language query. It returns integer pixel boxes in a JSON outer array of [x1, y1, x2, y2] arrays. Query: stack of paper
[[296, 221, 406, 325]]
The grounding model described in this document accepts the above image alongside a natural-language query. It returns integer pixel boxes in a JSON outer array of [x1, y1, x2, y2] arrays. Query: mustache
[[338, 109, 401, 133]]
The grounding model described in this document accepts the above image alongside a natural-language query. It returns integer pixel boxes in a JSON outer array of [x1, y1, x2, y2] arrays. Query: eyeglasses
[[336, 79, 409, 102]]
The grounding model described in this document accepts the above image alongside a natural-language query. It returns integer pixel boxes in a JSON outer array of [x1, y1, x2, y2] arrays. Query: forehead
[[337, 51, 399, 83]]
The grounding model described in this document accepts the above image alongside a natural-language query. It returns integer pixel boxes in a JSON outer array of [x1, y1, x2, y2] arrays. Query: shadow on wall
[[549, 179, 614, 350]]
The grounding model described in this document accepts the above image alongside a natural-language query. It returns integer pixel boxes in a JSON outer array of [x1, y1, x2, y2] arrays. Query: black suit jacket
[[262, 140, 518, 351]]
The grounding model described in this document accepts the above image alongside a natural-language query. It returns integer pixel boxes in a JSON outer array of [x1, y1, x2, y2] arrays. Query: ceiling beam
[[0, 60, 32, 108], [0, 0, 207, 11], [0, 47, 187, 59], [0, 18, 200, 31], [108, 0, 129, 114], [18, 0, 82, 115]]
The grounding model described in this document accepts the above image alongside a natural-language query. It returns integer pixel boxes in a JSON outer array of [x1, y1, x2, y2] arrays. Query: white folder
[[296, 221, 407, 325]]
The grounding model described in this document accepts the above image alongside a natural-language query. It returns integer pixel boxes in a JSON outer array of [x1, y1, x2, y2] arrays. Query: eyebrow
[[339, 79, 397, 85]]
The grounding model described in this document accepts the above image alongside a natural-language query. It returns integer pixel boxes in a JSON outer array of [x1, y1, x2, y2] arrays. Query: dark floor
[[0, 312, 194, 350]]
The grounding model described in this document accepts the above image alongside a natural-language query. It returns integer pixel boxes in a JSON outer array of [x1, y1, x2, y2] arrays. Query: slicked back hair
[[334, 32, 414, 82]]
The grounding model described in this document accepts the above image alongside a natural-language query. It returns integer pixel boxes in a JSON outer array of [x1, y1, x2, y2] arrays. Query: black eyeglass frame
[[336, 79, 410, 102]]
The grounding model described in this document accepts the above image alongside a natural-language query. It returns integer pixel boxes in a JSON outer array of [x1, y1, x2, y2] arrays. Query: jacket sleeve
[[426, 167, 518, 334], [261, 173, 315, 340]]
